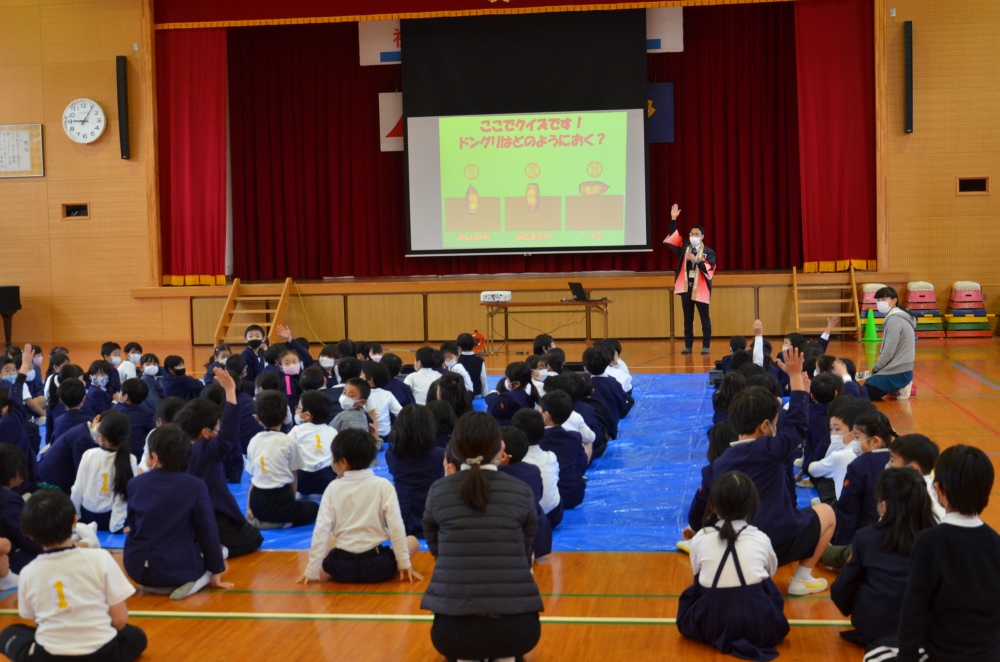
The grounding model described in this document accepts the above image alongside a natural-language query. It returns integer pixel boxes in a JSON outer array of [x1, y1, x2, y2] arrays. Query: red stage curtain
[[795, 0, 877, 272], [227, 5, 801, 280], [156, 28, 228, 285]]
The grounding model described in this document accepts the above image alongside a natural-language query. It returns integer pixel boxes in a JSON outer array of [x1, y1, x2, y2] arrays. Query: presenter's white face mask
[[689, 236, 702, 248], [876, 301, 892, 314]]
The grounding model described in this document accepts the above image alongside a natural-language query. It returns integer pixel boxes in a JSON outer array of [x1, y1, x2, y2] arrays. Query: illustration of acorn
[[525, 183, 540, 213], [465, 185, 479, 214], [579, 181, 609, 196]]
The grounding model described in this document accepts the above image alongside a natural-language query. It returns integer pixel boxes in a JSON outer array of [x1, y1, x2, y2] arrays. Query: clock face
[[62, 98, 107, 144]]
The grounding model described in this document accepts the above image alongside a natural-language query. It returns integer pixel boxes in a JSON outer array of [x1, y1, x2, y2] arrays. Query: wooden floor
[[2, 336, 998, 660]]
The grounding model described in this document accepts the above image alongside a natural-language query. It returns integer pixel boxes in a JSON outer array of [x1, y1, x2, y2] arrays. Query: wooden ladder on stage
[[213, 278, 295, 347], [792, 265, 862, 340]]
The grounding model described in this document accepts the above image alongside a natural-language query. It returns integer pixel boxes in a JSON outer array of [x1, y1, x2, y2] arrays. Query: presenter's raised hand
[[670, 203, 681, 220]]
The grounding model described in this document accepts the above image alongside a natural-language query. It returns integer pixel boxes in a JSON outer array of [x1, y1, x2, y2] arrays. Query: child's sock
[[792, 565, 814, 582], [169, 570, 212, 600]]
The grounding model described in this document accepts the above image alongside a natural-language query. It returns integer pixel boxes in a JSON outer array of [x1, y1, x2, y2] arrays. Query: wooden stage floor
[[2, 337, 998, 661]]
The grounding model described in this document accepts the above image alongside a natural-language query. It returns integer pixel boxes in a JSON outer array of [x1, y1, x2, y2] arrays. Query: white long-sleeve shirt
[[448, 363, 474, 393], [404, 368, 441, 405], [808, 439, 861, 500], [365, 388, 402, 439], [523, 445, 561, 514], [70, 448, 137, 533], [460, 351, 489, 398], [690, 521, 777, 588], [303, 469, 410, 580], [606, 363, 632, 393], [562, 410, 596, 444]]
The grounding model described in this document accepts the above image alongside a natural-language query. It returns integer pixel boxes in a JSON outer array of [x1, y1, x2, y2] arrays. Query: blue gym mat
[[94, 373, 817, 553]]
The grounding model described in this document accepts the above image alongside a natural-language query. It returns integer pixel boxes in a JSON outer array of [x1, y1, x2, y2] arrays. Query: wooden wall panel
[[346, 294, 423, 342], [880, 0, 1000, 297], [426, 293, 484, 342], [758, 286, 796, 336], [671, 287, 755, 340], [285, 295, 346, 344], [0, 65, 44, 121], [589, 289, 672, 339], [0, 5, 41, 66], [498, 290, 589, 341], [191, 297, 226, 346]]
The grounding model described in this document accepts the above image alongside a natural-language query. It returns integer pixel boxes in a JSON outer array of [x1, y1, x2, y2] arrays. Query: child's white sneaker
[[788, 576, 828, 596], [793, 457, 803, 468], [897, 383, 912, 399]]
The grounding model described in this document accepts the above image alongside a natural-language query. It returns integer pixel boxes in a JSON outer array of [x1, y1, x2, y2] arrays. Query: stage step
[[792, 265, 861, 340], [214, 278, 294, 347]]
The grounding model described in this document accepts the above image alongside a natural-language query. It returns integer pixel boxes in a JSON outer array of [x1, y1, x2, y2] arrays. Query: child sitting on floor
[[887, 433, 944, 522], [538, 391, 588, 510], [485, 361, 534, 426], [499, 426, 551, 560], [897, 445, 1000, 662], [298, 429, 419, 584], [385, 405, 444, 537], [830, 467, 936, 653], [290, 391, 337, 498], [0, 491, 147, 661], [124, 425, 233, 600], [678, 471, 788, 661], [70, 411, 136, 532], [246, 390, 319, 528]]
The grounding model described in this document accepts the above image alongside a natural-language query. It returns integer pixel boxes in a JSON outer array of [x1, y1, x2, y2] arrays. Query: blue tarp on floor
[[95, 373, 817, 553]]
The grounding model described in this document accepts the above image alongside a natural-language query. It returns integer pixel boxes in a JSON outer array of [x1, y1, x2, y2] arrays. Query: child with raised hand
[[386, 405, 444, 537], [176, 370, 263, 557], [124, 424, 233, 600], [246, 390, 319, 527], [421, 412, 542, 661], [291, 391, 337, 498], [678, 471, 789, 661], [830, 467, 936, 652], [898, 445, 1000, 662], [298, 429, 420, 585], [485, 360, 534, 426], [0, 491, 147, 662], [888, 434, 944, 521], [70, 411, 136, 532], [686, 348, 837, 596]]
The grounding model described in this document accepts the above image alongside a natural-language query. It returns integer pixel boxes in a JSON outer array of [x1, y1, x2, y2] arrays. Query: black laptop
[[568, 282, 591, 302]]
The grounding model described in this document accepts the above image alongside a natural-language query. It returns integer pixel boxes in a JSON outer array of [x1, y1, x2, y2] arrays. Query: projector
[[480, 290, 512, 303]]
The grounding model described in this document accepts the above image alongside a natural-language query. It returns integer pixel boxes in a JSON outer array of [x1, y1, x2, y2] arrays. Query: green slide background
[[438, 111, 628, 250]]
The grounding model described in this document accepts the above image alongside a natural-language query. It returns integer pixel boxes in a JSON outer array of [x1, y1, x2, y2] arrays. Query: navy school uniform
[[385, 378, 416, 409], [37, 423, 95, 493], [456, 353, 486, 397], [108, 367, 122, 395], [85, 384, 113, 416], [803, 401, 830, 472], [539, 425, 588, 510], [485, 387, 530, 427], [26, 371, 44, 399], [111, 401, 155, 461], [0, 486, 43, 573], [842, 379, 863, 399], [688, 391, 810, 548], [582, 394, 617, 441], [236, 391, 263, 455], [48, 408, 92, 447], [187, 401, 263, 557], [719, 355, 733, 375], [141, 374, 164, 414], [384, 446, 445, 537], [318, 385, 345, 424], [589, 373, 628, 419], [162, 373, 204, 401], [0, 376, 39, 492], [435, 432, 451, 450], [830, 525, 912, 649], [574, 400, 607, 460], [202, 361, 226, 385], [677, 533, 789, 661], [500, 461, 552, 559], [241, 346, 267, 384], [124, 469, 226, 588], [832, 449, 889, 546]]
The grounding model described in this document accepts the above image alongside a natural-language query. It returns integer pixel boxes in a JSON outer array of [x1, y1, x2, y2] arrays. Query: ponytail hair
[[703, 471, 760, 545], [451, 412, 502, 511], [206, 343, 231, 369], [874, 467, 936, 556], [98, 411, 133, 500]]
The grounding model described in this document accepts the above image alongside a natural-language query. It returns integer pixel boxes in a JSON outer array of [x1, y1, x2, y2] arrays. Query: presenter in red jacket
[[664, 203, 717, 354]]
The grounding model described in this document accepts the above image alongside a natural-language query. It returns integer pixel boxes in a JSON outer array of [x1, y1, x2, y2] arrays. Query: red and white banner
[[378, 92, 403, 152], [359, 19, 401, 65]]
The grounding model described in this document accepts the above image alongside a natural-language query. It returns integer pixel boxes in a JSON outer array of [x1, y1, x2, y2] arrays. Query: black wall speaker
[[904, 21, 913, 134], [116, 55, 130, 159]]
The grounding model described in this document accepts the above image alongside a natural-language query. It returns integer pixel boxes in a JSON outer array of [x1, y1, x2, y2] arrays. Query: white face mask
[[109, 355, 122, 367], [830, 434, 844, 447], [293, 413, 304, 425], [25, 370, 35, 382], [32, 356, 42, 367], [319, 357, 336, 369], [504, 378, 513, 391], [89, 423, 100, 442], [444, 359, 457, 369], [143, 365, 159, 376], [129, 353, 142, 363], [876, 301, 891, 314], [339, 395, 357, 410], [689, 236, 702, 247], [370, 354, 383, 363]]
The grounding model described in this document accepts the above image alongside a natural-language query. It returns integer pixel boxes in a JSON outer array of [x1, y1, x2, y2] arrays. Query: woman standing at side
[[865, 287, 917, 401]]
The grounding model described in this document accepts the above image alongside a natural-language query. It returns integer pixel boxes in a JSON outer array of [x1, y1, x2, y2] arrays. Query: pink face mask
[[282, 363, 301, 376]]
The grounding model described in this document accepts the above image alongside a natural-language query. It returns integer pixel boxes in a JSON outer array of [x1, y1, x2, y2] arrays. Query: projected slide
[[407, 109, 648, 255]]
